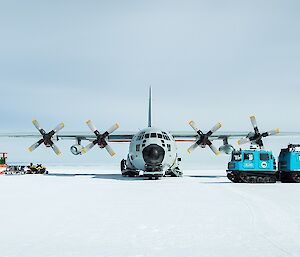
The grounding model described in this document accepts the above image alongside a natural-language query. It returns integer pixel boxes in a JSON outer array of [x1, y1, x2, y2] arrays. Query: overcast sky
[[0, 0, 299, 167]]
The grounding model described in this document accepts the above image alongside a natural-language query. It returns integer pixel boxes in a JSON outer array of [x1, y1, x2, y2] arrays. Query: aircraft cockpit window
[[158, 134, 162, 138], [136, 144, 140, 152], [150, 133, 156, 138], [137, 133, 145, 140], [145, 134, 150, 139], [167, 144, 171, 151]]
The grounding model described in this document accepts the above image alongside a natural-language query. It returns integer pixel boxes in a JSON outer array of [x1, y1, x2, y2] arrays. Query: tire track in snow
[[223, 185, 296, 257]]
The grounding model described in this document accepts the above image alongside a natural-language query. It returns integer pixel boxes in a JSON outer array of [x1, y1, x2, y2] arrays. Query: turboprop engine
[[219, 144, 234, 155], [70, 144, 83, 155]]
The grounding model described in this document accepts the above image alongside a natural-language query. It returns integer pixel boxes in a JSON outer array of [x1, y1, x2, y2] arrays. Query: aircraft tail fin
[[148, 86, 152, 127]]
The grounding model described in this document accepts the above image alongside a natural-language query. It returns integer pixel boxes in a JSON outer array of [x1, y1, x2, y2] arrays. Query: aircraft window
[[150, 133, 156, 138], [145, 134, 150, 138], [244, 153, 254, 161], [163, 135, 168, 140], [161, 140, 165, 143], [136, 144, 140, 152], [162, 144, 165, 147], [167, 144, 171, 151], [158, 134, 162, 138], [260, 153, 270, 161], [166, 135, 170, 140], [162, 132, 167, 134], [143, 140, 146, 143]]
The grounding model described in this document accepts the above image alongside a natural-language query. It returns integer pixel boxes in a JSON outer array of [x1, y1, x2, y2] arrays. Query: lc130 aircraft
[[1, 88, 284, 179]]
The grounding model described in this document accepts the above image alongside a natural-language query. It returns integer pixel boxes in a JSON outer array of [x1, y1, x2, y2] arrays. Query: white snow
[[1, 166, 300, 257]]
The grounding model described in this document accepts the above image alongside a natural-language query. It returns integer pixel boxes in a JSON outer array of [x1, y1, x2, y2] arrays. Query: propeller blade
[[188, 120, 200, 133], [265, 128, 280, 136], [250, 116, 257, 128], [206, 122, 222, 137], [208, 143, 221, 156], [28, 139, 44, 152], [81, 142, 95, 154], [237, 137, 251, 145], [250, 115, 260, 134], [107, 123, 120, 134], [210, 122, 222, 134], [32, 119, 42, 131], [51, 143, 62, 156], [104, 144, 116, 157], [187, 142, 199, 154], [86, 120, 98, 133], [53, 122, 65, 133]]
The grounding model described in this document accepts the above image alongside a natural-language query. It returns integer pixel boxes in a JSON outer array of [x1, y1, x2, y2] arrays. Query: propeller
[[28, 120, 64, 155], [81, 120, 120, 156], [187, 120, 222, 155], [237, 115, 280, 148]]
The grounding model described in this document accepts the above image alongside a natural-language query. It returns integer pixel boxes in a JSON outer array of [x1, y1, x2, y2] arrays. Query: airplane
[[0, 87, 290, 179]]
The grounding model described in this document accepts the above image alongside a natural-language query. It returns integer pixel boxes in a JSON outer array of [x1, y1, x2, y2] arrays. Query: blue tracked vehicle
[[227, 116, 279, 183], [227, 148, 277, 183], [278, 144, 300, 183]]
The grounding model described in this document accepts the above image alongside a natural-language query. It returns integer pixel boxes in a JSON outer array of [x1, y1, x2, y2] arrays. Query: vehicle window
[[167, 144, 171, 151], [232, 153, 241, 161], [244, 153, 254, 161], [157, 134, 162, 138], [136, 144, 140, 152], [150, 133, 156, 138], [145, 134, 150, 139], [260, 153, 269, 161]]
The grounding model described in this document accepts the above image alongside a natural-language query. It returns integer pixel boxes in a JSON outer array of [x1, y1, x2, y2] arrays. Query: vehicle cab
[[228, 149, 276, 173], [278, 144, 300, 172]]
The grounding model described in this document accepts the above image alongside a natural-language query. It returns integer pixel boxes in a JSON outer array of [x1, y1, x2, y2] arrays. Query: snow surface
[[1, 166, 300, 257]]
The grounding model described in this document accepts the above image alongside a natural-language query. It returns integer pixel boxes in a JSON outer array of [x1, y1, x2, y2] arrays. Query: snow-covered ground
[[1, 166, 300, 257]]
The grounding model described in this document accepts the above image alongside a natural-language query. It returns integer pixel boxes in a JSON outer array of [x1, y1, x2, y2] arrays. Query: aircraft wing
[[170, 131, 250, 142], [0, 132, 135, 142], [170, 131, 300, 142]]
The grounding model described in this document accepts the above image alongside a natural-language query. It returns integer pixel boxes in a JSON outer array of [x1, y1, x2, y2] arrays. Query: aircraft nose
[[142, 144, 165, 165]]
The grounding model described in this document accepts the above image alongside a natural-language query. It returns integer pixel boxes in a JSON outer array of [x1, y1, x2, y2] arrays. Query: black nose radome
[[142, 144, 165, 165]]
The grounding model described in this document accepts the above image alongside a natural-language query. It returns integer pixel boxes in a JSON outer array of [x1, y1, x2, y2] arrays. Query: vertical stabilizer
[[148, 86, 152, 127]]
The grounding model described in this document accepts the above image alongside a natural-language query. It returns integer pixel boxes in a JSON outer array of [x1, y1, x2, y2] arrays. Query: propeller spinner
[[187, 120, 222, 155], [81, 120, 120, 156], [237, 116, 280, 148], [28, 119, 64, 155]]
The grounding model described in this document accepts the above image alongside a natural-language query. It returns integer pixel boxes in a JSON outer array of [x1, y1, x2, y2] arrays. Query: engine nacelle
[[219, 144, 235, 155], [70, 144, 83, 155]]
